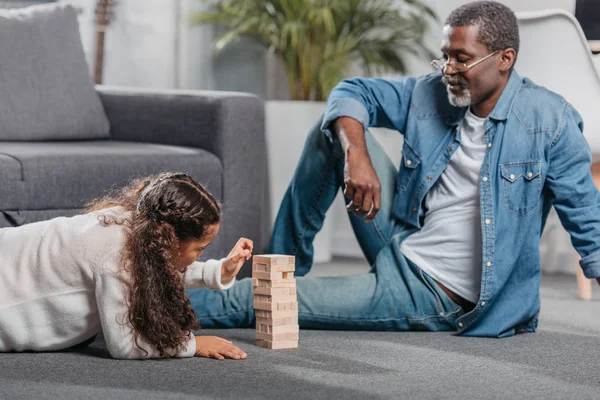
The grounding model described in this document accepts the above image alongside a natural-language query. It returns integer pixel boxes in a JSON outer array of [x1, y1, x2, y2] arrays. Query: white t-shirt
[[0, 207, 232, 359], [400, 108, 486, 303]]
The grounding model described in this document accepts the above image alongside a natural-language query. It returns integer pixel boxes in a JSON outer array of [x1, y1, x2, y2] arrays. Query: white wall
[[65, 0, 266, 96]]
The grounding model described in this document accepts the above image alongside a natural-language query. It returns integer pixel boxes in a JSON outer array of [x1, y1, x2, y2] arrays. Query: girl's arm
[[183, 238, 253, 289], [183, 258, 234, 290]]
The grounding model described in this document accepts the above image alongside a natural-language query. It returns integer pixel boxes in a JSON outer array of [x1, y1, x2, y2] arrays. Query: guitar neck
[[93, 27, 106, 85]]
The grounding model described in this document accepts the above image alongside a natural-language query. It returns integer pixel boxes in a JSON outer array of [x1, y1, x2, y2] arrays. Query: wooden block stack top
[[252, 254, 298, 349]]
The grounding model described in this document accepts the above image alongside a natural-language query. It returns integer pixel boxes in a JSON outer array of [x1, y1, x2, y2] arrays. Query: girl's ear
[[172, 239, 183, 258]]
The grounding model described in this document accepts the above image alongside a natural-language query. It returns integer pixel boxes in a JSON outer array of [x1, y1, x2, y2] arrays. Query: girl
[[0, 172, 251, 360]]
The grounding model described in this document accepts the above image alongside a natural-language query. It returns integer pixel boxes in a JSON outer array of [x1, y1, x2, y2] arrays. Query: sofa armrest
[[97, 86, 270, 275]]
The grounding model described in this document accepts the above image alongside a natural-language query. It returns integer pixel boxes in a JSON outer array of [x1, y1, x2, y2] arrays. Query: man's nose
[[443, 64, 458, 75]]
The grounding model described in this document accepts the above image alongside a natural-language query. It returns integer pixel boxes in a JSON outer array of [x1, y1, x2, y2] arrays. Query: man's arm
[[321, 77, 416, 140], [321, 77, 416, 221], [546, 104, 600, 284]]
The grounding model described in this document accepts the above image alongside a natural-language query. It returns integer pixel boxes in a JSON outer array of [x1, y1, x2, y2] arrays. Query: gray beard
[[447, 86, 472, 107]]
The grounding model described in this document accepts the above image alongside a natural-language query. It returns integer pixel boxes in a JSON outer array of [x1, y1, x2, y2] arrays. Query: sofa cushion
[[0, 4, 110, 141], [0, 141, 223, 212]]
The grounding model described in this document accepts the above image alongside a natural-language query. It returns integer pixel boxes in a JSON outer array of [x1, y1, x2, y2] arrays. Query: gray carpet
[[1, 260, 599, 400]]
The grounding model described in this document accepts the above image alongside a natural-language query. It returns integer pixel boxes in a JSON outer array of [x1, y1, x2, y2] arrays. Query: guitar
[[93, 0, 116, 84]]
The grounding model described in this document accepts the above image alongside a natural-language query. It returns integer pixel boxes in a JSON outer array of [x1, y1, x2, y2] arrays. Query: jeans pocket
[[418, 269, 445, 316], [500, 161, 542, 216]]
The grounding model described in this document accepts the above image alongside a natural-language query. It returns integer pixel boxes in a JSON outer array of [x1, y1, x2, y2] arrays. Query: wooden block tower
[[252, 254, 299, 349]]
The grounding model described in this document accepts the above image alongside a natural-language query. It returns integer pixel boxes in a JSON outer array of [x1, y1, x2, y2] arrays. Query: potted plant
[[191, 0, 436, 262], [191, 0, 436, 100]]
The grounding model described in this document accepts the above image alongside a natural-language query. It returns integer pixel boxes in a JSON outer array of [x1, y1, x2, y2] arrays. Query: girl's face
[[173, 222, 220, 272]]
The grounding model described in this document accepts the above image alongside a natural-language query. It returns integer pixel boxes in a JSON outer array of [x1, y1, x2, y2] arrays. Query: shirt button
[[406, 160, 412, 166], [486, 261, 492, 267], [481, 301, 486, 307], [448, 147, 453, 152], [482, 176, 488, 182], [412, 207, 417, 213], [458, 322, 464, 328], [427, 176, 432, 181], [510, 174, 515, 180], [487, 143, 492, 148], [485, 219, 491, 225], [527, 172, 533, 178]]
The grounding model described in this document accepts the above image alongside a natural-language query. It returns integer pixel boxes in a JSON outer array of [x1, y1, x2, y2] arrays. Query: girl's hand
[[221, 238, 253, 284], [194, 336, 247, 360]]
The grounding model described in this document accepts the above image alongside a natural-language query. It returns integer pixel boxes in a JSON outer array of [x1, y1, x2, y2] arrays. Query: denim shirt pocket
[[398, 142, 421, 191], [500, 161, 542, 216]]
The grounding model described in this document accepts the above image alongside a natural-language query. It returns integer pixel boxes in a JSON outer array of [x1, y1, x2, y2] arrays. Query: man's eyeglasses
[[431, 50, 500, 74]]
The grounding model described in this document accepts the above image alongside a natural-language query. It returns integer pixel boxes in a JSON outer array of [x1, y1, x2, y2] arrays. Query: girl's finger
[[223, 351, 240, 360]]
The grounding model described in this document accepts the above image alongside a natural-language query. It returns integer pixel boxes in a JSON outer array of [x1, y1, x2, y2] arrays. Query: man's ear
[[499, 48, 516, 72]]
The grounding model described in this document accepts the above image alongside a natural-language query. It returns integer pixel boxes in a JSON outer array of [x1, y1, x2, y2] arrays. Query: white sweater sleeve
[[183, 258, 235, 290], [94, 253, 196, 360]]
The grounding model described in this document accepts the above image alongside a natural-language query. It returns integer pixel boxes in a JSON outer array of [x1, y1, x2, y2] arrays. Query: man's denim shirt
[[321, 70, 600, 337]]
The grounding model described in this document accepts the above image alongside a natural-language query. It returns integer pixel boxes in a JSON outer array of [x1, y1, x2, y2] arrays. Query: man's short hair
[[445, 1, 520, 55]]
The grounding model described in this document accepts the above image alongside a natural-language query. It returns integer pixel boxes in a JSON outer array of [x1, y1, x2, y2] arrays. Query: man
[[189, 1, 600, 337]]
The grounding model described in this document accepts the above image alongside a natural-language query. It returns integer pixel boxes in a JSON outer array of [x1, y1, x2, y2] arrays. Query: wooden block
[[252, 263, 269, 272], [256, 316, 298, 326], [282, 272, 294, 280], [253, 262, 295, 273], [256, 322, 270, 333], [270, 294, 298, 303], [252, 271, 284, 280], [254, 301, 297, 311], [255, 323, 298, 335], [253, 254, 295, 265], [253, 279, 296, 289], [270, 325, 299, 334], [253, 294, 296, 303], [277, 302, 298, 311], [253, 271, 296, 281], [256, 331, 299, 342], [255, 309, 298, 319], [269, 340, 298, 349], [256, 339, 298, 349], [253, 301, 272, 310], [253, 286, 297, 296]]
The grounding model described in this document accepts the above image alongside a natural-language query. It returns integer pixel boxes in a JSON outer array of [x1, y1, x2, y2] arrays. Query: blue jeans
[[187, 119, 465, 331]]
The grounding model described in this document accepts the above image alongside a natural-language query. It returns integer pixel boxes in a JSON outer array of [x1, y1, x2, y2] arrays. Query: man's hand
[[195, 336, 247, 360], [344, 148, 382, 222], [221, 238, 253, 284], [335, 117, 381, 223]]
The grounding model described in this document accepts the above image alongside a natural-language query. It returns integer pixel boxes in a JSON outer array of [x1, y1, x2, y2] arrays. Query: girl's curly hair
[[83, 172, 221, 357]]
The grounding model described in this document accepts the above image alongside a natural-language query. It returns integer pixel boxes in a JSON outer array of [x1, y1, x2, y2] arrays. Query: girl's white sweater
[[0, 207, 233, 359]]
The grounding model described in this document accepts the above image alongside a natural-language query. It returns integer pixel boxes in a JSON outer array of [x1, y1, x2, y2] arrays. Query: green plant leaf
[[191, 0, 438, 101]]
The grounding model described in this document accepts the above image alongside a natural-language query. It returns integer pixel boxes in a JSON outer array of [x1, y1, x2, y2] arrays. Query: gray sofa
[[0, 86, 270, 278]]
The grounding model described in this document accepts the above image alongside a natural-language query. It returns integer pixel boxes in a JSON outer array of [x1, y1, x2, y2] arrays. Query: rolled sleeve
[[184, 258, 235, 290], [321, 98, 370, 142], [320, 76, 416, 142]]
